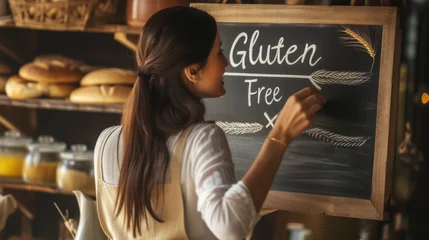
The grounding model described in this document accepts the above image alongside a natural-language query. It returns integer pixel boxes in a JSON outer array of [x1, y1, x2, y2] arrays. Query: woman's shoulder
[[96, 125, 123, 145], [96, 123, 225, 143], [184, 122, 229, 150], [100, 125, 122, 136]]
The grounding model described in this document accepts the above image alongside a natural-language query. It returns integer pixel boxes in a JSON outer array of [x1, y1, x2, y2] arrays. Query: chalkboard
[[193, 4, 400, 220]]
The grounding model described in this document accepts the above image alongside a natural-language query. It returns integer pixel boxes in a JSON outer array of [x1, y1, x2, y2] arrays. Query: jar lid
[[27, 135, 66, 152], [0, 131, 33, 148], [60, 144, 93, 161]]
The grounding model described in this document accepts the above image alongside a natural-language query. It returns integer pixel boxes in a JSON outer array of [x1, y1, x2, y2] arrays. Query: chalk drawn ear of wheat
[[215, 122, 370, 148], [339, 25, 376, 73], [216, 121, 263, 135], [224, 70, 371, 90], [304, 128, 370, 148], [308, 70, 371, 90]]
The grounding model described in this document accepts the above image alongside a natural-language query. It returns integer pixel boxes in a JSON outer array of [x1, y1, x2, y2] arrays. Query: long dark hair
[[116, 6, 217, 237]]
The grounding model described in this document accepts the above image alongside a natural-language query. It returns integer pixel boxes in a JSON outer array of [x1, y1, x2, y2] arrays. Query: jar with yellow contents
[[0, 131, 33, 178], [57, 144, 95, 195], [23, 136, 66, 186]]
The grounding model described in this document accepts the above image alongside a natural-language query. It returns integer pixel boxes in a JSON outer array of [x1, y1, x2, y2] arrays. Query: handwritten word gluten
[[230, 30, 323, 70]]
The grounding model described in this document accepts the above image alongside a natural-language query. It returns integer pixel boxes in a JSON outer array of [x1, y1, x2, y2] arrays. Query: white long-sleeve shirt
[[96, 123, 260, 240]]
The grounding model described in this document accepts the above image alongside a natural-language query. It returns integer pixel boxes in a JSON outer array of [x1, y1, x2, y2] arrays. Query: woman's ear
[[183, 63, 201, 84]]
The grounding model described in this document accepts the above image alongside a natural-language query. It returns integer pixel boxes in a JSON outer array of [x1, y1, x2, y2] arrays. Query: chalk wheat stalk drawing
[[308, 70, 371, 90], [216, 121, 370, 148], [339, 25, 376, 73], [216, 121, 263, 135], [225, 70, 371, 91], [304, 128, 370, 148]]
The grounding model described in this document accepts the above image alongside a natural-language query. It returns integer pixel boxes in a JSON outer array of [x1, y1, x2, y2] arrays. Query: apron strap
[[169, 125, 195, 190], [174, 125, 195, 165], [96, 126, 121, 182]]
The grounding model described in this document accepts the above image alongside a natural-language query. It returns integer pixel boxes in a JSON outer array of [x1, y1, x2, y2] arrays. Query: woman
[[94, 6, 325, 240]]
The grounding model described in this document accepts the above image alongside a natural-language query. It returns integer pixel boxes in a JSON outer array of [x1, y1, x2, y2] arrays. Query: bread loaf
[[5, 75, 77, 99], [80, 68, 137, 86], [70, 85, 131, 104], [5, 75, 45, 99], [19, 61, 83, 84], [34, 54, 84, 69]]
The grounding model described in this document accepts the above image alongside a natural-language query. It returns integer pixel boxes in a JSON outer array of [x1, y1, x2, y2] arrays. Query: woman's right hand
[[270, 87, 326, 145]]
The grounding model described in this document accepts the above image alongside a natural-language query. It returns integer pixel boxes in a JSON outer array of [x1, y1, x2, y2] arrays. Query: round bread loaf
[[34, 54, 100, 74], [5, 75, 45, 99], [80, 68, 137, 86], [19, 62, 83, 84], [70, 85, 131, 104], [34, 54, 84, 69]]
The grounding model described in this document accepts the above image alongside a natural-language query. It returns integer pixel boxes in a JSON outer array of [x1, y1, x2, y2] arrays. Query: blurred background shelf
[[0, 95, 123, 114], [0, 15, 141, 34], [0, 178, 95, 198]]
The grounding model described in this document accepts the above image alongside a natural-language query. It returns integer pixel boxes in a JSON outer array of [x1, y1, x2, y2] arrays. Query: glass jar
[[0, 131, 32, 178], [56, 144, 95, 195], [23, 135, 66, 186]]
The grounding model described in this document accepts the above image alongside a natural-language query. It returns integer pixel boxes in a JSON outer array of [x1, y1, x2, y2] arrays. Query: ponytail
[[115, 71, 169, 237]]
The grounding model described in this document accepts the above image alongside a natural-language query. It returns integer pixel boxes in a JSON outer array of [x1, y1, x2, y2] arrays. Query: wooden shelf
[[0, 178, 95, 198], [0, 15, 141, 35], [0, 95, 123, 114]]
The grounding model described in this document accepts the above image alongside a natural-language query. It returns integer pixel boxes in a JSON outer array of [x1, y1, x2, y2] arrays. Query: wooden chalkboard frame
[[192, 3, 400, 220]]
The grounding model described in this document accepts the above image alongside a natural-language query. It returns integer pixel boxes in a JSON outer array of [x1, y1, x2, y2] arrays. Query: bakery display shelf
[[0, 178, 95, 198], [0, 95, 123, 114], [0, 16, 141, 35]]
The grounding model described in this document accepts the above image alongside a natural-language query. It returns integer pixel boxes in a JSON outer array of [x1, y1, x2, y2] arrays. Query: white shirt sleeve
[[189, 124, 260, 240]]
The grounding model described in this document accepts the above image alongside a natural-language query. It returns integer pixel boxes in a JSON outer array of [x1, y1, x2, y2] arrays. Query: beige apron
[[96, 126, 193, 240]]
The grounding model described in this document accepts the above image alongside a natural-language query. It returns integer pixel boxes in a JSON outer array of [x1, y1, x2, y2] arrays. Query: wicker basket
[[90, 0, 122, 24], [8, 0, 98, 30]]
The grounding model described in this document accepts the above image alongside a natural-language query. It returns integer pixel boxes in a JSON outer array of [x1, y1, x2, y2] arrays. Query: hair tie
[[137, 70, 151, 79]]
